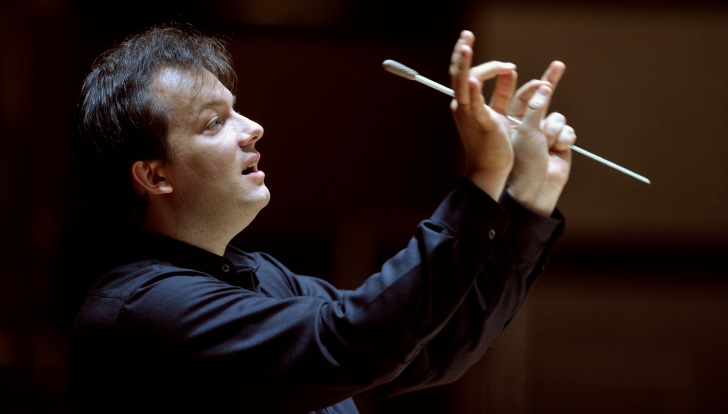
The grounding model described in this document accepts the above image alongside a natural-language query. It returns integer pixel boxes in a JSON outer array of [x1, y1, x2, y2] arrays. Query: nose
[[234, 114, 264, 148]]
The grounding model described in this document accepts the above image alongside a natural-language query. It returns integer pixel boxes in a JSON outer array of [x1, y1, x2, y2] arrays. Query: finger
[[450, 74, 498, 128], [542, 61, 566, 89], [449, 31, 475, 106], [449, 31, 473, 75], [509, 61, 565, 118], [469, 61, 517, 84], [555, 125, 576, 152], [489, 68, 517, 116], [510, 79, 550, 119], [521, 85, 552, 129], [466, 76, 498, 128], [467, 60, 516, 114], [540, 61, 566, 110], [543, 112, 566, 147]]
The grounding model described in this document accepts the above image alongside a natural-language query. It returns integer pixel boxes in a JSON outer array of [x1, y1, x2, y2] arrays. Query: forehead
[[152, 67, 229, 118]]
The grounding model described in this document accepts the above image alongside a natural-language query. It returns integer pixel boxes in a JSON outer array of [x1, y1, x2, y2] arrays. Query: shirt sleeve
[[251, 177, 563, 404], [102, 177, 562, 412], [360, 179, 564, 398]]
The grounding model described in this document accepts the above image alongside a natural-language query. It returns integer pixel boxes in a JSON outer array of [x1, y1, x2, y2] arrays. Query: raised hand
[[507, 61, 576, 216], [448, 30, 517, 200]]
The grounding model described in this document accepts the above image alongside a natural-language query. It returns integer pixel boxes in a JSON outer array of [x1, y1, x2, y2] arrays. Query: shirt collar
[[130, 231, 260, 289]]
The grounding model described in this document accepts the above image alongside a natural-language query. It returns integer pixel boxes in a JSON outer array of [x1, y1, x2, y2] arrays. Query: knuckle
[[548, 112, 565, 123]]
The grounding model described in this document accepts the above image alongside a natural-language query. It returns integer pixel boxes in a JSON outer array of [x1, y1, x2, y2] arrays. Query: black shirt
[[71, 178, 563, 413]]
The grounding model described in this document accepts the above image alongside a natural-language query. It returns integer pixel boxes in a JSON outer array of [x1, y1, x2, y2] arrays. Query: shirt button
[[488, 229, 496, 239], [221, 264, 230, 272]]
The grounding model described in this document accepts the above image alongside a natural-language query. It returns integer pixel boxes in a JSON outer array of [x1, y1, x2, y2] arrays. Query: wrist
[[466, 170, 509, 201], [506, 179, 558, 216]]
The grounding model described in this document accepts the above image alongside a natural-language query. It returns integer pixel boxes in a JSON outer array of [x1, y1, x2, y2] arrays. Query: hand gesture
[[507, 61, 576, 215], [449, 30, 517, 201]]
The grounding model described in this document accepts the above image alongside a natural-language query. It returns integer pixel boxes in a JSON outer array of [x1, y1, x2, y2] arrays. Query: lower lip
[[244, 170, 265, 182]]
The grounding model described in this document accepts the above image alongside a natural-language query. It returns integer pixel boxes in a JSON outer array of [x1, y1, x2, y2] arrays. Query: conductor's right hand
[[449, 30, 516, 201]]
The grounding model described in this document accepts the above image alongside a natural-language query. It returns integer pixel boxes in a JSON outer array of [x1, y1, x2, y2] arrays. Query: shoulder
[[76, 258, 238, 328], [87, 258, 219, 300], [240, 251, 343, 300]]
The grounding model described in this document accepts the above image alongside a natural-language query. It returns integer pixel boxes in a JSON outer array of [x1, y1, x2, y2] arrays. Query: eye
[[204, 117, 225, 132]]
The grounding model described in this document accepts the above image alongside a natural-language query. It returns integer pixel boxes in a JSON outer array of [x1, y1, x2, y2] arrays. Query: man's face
[[152, 67, 270, 230]]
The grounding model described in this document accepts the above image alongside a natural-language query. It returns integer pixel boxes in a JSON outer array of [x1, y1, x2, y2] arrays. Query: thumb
[[521, 85, 552, 129]]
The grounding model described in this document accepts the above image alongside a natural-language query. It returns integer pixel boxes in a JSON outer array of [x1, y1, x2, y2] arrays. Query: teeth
[[242, 157, 259, 174], [242, 163, 257, 174]]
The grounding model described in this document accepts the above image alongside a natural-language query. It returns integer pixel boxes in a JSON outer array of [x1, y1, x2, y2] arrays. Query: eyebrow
[[197, 94, 237, 117]]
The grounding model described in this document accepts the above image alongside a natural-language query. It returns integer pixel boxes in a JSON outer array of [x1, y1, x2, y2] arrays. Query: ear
[[131, 160, 173, 195]]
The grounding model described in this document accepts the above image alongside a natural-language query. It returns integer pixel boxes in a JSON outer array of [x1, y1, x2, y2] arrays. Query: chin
[[259, 186, 271, 206], [245, 187, 271, 210]]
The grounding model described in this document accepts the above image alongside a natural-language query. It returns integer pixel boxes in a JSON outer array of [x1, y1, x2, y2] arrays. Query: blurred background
[[1, 0, 727, 412]]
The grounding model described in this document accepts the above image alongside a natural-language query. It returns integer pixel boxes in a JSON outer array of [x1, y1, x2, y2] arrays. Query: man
[[70, 23, 575, 413]]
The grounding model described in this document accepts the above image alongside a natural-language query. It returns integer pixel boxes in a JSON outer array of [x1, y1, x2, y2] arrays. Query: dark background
[[1, 0, 727, 412]]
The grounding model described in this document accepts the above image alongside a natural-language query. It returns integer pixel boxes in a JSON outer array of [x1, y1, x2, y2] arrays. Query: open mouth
[[242, 154, 261, 175], [242, 165, 258, 175]]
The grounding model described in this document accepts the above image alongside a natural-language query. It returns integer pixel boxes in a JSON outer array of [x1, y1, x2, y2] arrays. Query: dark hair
[[73, 23, 237, 228]]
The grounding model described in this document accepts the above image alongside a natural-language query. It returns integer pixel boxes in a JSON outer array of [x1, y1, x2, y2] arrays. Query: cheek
[[167, 134, 238, 184], [188, 155, 218, 175], [183, 147, 236, 181]]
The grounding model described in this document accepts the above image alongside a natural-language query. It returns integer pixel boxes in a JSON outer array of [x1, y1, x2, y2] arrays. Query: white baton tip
[[382, 60, 418, 80]]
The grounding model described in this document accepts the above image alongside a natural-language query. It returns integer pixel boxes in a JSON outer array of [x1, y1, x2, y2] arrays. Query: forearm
[[361, 187, 564, 396], [326, 178, 512, 370]]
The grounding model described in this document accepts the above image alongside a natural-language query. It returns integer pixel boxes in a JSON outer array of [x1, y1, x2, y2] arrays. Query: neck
[[141, 208, 244, 257]]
